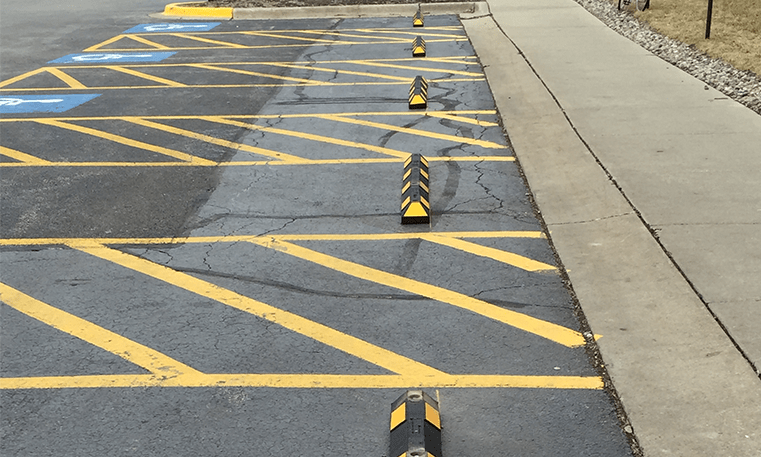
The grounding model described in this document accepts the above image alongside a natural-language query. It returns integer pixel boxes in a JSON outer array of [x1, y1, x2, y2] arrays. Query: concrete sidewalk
[[465, 0, 761, 455]]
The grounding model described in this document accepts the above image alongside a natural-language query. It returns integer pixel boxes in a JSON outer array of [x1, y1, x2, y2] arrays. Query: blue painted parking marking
[[123, 23, 221, 34], [49, 52, 176, 64], [0, 94, 101, 114]]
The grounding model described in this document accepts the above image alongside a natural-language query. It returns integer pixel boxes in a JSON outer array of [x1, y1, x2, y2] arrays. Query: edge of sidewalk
[[158, 1, 489, 19]]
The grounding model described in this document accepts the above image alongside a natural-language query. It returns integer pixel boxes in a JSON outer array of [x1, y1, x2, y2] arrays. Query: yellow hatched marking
[[0, 68, 49, 89], [124, 118, 310, 164], [0, 374, 603, 390], [0, 282, 201, 378], [45, 68, 86, 89], [268, 62, 411, 82], [349, 60, 482, 77], [34, 119, 214, 165], [0, 156, 514, 168], [171, 33, 248, 48], [124, 34, 171, 50], [322, 115, 507, 149], [421, 235, 556, 272], [186, 63, 325, 85], [105, 66, 186, 87], [354, 28, 465, 39], [297, 30, 410, 43], [0, 231, 547, 247], [251, 239, 586, 347], [242, 31, 354, 45], [84, 34, 125, 52], [205, 117, 411, 159], [426, 112, 499, 127], [0, 146, 51, 164], [69, 242, 445, 378]]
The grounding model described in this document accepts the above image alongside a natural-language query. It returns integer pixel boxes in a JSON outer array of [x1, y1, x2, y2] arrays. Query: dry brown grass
[[627, 0, 761, 75]]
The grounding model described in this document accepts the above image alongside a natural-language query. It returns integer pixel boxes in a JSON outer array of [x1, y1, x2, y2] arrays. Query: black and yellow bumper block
[[413, 10, 424, 27], [389, 390, 442, 457], [412, 36, 426, 57], [408, 75, 428, 110], [401, 153, 430, 225]]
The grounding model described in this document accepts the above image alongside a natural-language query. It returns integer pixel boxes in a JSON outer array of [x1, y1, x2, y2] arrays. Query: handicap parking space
[[0, 13, 633, 457]]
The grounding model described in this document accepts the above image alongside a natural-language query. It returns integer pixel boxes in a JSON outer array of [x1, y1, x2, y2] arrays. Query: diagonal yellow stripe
[[347, 60, 482, 77], [0, 282, 201, 377], [268, 62, 411, 82], [123, 118, 310, 163], [125, 34, 170, 50], [187, 63, 325, 85], [172, 33, 248, 48], [83, 34, 125, 52], [0, 146, 51, 164], [205, 117, 411, 159], [35, 119, 214, 165], [426, 112, 499, 127], [0, 67, 48, 88], [421, 235, 556, 272], [69, 242, 445, 377], [322, 115, 507, 149], [105, 66, 186, 87], [45, 68, 86, 89], [252, 239, 585, 347]]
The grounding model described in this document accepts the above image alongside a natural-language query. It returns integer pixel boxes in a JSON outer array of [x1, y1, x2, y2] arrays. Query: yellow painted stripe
[[0, 231, 546, 247], [172, 33, 248, 48], [0, 68, 48, 88], [0, 156, 514, 168], [83, 34, 126, 52], [242, 31, 344, 45], [267, 62, 411, 82], [298, 30, 410, 43], [0, 373, 603, 390], [45, 68, 86, 89], [0, 146, 51, 164], [0, 110, 497, 122], [322, 115, 507, 149], [87, 38, 468, 53], [206, 117, 411, 159], [105, 66, 186, 87], [34, 119, 214, 165], [390, 402, 406, 430], [123, 118, 310, 163], [426, 112, 499, 127], [0, 282, 201, 377], [69, 242, 445, 377], [251, 239, 585, 347], [187, 63, 325, 85], [348, 60, 482, 77], [421, 235, 556, 272], [125, 34, 170, 50]]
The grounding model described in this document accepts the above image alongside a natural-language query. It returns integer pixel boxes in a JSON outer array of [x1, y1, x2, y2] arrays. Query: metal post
[[705, 0, 714, 39]]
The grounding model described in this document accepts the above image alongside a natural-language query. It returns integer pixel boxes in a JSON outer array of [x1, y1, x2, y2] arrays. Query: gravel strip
[[572, 0, 761, 115]]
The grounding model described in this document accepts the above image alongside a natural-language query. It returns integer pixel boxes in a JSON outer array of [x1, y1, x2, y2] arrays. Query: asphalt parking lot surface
[[1, 14, 634, 456]]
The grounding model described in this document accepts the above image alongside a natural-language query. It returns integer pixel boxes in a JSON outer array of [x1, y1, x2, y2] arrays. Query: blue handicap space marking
[[0, 94, 101, 114], [123, 22, 221, 34], [49, 52, 176, 64]]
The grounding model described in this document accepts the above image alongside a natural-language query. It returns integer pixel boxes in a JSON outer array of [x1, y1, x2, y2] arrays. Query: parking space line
[[172, 33, 249, 48], [205, 116, 412, 159], [69, 241, 446, 377], [34, 119, 216, 165], [123, 34, 171, 50], [321, 115, 507, 149], [242, 30, 375, 45], [425, 112, 499, 127], [105, 66, 187, 87], [421, 235, 557, 272], [0, 146, 51, 164], [346, 60, 483, 77], [0, 373, 603, 390], [0, 67, 48, 89], [44, 68, 87, 89], [123, 118, 310, 163], [266, 62, 412, 82], [187, 63, 326, 85], [0, 282, 202, 378], [250, 238, 586, 347], [0, 230, 545, 247]]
